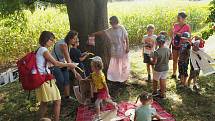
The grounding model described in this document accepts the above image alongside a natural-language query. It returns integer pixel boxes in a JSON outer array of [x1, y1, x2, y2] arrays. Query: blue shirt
[[135, 104, 157, 121]]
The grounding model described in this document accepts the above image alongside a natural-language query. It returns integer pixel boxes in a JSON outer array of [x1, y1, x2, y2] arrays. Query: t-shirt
[[173, 23, 190, 37], [153, 47, 171, 72], [69, 48, 85, 69], [51, 39, 67, 63], [104, 25, 128, 57], [36, 47, 51, 74], [135, 104, 157, 121], [91, 72, 106, 90], [142, 35, 157, 54], [179, 41, 191, 63]]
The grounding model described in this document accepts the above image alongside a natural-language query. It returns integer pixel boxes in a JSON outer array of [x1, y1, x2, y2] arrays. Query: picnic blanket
[[76, 101, 175, 121]]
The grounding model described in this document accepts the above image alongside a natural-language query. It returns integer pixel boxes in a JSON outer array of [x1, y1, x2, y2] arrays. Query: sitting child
[[134, 91, 162, 121], [151, 35, 172, 98], [70, 38, 93, 77], [89, 56, 117, 120], [178, 32, 191, 87]]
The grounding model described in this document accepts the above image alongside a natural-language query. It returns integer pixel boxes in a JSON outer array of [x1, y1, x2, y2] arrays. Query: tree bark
[[65, 0, 111, 71]]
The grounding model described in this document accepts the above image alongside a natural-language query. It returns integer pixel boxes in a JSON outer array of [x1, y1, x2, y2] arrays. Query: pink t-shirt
[[173, 23, 190, 36]]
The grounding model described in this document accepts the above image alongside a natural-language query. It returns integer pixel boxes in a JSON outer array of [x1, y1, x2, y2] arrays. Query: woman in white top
[[36, 31, 77, 121], [91, 16, 130, 82]]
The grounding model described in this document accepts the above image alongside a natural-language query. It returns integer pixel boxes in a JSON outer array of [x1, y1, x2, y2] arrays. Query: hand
[[68, 63, 77, 69], [75, 72, 83, 81]]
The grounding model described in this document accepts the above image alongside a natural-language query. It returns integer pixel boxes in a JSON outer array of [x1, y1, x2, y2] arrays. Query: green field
[[0, 0, 210, 66]]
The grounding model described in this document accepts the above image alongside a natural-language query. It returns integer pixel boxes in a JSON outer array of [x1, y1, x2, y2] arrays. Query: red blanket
[[76, 101, 175, 121]]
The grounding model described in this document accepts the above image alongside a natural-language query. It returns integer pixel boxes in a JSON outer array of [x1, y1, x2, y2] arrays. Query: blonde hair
[[91, 60, 103, 70], [147, 24, 155, 31]]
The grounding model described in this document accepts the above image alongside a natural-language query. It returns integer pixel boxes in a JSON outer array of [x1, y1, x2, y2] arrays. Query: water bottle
[[31, 67, 37, 74]]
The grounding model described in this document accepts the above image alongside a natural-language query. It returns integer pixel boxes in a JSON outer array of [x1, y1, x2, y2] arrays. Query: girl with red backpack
[[36, 31, 77, 121], [169, 12, 191, 80]]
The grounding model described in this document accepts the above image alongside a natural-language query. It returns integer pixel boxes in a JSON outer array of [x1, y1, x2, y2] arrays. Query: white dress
[[105, 25, 130, 82]]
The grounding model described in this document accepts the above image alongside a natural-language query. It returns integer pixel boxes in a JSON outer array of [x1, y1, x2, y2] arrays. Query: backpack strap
[[54, 44, 60, 61]]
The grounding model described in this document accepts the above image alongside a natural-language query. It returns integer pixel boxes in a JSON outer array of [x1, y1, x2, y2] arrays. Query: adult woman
[[91, 16, 130, 82], [169, 12, 191, 79], [51, 30, 80, 100], [36, 31, 76, 121]]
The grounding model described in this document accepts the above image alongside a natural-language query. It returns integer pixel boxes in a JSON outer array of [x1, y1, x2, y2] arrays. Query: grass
[[1, 47, 215, 121]]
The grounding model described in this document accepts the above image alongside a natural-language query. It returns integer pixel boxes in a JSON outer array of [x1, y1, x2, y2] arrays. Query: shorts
[[97, 88, 110, 100], [189, 62, 200, 78], [178, 61, 189, 77], [51, 67, 70, 87], [143, 53, 152, 64], [153, 71, 168, 81]]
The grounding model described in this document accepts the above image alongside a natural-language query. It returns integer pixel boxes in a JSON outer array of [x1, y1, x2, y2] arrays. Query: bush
[[0, 0, 210, 66]]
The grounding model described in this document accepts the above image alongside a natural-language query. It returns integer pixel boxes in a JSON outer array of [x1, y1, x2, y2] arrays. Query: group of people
[[34, 12, 211, 121]]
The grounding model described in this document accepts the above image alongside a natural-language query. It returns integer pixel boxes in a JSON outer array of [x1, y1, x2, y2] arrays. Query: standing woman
[[36, 31, 76, 121], [51, 30, 80, 100], [91, 16, 130, 82], [170, 12, 191, 79]]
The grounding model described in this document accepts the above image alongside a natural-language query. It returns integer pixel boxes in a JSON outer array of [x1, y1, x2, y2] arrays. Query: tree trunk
[[65, 0, 111, 71]]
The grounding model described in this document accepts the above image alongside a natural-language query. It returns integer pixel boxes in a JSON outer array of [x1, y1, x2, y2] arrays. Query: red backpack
[[17, 48, 53, 91]]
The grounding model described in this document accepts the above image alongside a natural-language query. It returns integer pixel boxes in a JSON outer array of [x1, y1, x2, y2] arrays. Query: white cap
[[90, 56, 103, 63]]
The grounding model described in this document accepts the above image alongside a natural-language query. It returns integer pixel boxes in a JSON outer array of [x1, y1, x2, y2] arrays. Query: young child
[[178, 32, 191, 87], [142, 24, 157, 81], [134, 91, 162, 121], [151, 35, 172, 98], [187, 36, 203, 91], [70, 38, 93, 77], [89, 56, 117, 120]]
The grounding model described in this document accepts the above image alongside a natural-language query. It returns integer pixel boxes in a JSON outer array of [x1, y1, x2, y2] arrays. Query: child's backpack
[[17, 48, 53, 91], [172, 24, 187, 49]]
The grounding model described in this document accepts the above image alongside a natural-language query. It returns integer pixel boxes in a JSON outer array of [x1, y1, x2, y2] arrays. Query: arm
[[79, 53, 89, 61], [43, 51, 76, 69], [125, 36, 129, 53], [91, 30, 105, 37], [60, 44, 72, 63]]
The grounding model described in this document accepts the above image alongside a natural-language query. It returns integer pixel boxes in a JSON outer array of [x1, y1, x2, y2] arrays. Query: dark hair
[[64, 30, 78, 45], [109, 16, 119, 24], [136, 91, 152, 103], [39, 31, 55, 47], [178, 12, 187, 19]]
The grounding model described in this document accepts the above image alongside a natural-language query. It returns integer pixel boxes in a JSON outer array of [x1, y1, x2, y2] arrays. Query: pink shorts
[[97, 88, 110, 100]]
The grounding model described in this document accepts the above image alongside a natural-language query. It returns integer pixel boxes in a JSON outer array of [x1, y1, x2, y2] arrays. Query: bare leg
[[95, 99, 102, 116], [64, 85, 70, 97], [39, 102, 48, 119], [160, 79, 166, 97], [147, 63, 151, 75], [153, 80, 158, 93], [53, 100, 61, 121], [172, 49, 179, 76], [187, 76, 192, 87]]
